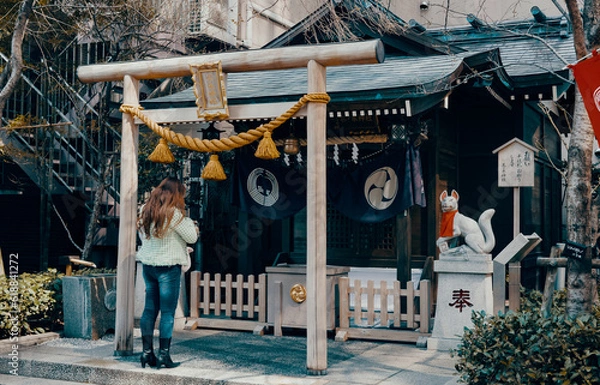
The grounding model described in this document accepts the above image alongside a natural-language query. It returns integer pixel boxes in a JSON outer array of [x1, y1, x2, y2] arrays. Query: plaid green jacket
[[136, 208, 198, 266]]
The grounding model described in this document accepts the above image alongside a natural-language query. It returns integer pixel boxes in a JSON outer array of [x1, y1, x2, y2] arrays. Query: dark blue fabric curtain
[[232, 148, 307, 220], [232, 144, 426, 222], [327, 144, 426, 223]]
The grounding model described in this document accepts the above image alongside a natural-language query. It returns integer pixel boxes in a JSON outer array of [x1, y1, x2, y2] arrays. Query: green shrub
[[0, 269, 63, 338], [0, 267, 118, 339], [454, 290, 600, 384]]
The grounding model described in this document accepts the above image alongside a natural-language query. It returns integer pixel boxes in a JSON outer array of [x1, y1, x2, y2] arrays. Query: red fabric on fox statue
[[440, 209, 457, 237]]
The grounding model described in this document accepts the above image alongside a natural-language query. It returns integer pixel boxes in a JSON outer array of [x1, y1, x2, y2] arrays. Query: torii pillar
[[306, 59, 327, 373], [77, 40, 384, 373]]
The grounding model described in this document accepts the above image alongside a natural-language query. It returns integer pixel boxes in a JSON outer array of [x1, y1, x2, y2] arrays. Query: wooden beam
[[306, 59, 328, 375], [78, 40, 384, 83], [138, 102, 307, 124], [337, 327, 430, 343], [114, 75, 139, 356], [274, 134, 388, 146], [537, 257, 600, 268], [185, 318, 268, 332]]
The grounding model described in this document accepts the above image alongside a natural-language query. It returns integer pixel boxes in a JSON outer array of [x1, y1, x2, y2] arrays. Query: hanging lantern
[[283, 136, 300, 155], [283, 119, 300, 155]]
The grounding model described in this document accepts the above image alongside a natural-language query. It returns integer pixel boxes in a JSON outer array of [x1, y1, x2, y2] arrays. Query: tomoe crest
[[364, 166, 398, 210]]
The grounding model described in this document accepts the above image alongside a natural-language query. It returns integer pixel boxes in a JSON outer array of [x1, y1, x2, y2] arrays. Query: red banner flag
[[569, 49, 600, 140]]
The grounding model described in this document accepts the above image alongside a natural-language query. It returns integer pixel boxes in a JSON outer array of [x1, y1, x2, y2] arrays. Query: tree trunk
[[564, 0, 600, 318], [566, 90, 595, 247], [566, 246, 595, 316], [565, 90, 596, 317]]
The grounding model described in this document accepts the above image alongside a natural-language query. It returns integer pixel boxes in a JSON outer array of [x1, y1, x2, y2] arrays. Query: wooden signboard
[[492, 138, 538, 237], [493, 138, 536, 187], [190, 61, 229, 121]]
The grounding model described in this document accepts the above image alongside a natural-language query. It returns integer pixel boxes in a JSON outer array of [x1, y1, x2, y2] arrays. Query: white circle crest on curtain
[[247, 168, 279, 207], [364, 167, 398, 210]]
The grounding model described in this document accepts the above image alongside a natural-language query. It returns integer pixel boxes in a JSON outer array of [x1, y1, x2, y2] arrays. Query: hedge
[[0, 269, 63, 338], [0, 267, 116, 339], [454, 290, 600, 384]]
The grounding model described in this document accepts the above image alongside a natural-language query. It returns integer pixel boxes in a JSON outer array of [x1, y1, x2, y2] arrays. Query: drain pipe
[[550, 0, 570, 24]]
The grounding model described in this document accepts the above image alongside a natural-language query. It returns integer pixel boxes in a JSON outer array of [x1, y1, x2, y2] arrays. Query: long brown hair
[[139, 177, 186, 239]]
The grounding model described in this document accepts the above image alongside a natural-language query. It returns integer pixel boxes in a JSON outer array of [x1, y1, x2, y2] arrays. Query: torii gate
[[77, 39, 384, 374]]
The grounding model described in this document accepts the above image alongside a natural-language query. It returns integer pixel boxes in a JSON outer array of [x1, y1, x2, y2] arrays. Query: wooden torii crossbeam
[[77, 40, 384, 374]]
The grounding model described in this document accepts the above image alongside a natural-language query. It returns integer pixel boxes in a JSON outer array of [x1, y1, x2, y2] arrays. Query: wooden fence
[[186, 271, 432, 343], [185, 271, 268, 334], [335, 277, 432, 343]]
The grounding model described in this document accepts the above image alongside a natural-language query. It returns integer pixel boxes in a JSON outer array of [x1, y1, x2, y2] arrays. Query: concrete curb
[[0, 332, 61, 353]]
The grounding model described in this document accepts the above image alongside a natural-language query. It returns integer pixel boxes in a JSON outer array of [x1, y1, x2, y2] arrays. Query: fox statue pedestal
[[427, 251, 493, 351]]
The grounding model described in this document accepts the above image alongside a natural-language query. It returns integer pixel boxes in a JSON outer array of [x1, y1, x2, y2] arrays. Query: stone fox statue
[[436, 190, 496, 254]]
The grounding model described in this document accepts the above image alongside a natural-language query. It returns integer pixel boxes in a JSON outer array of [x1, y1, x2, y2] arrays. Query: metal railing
[[0, 46, 121, 219]]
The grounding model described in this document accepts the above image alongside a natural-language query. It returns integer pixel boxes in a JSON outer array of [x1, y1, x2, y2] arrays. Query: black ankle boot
[[156, 338, 180, 369], [140, 335, 156, 368]]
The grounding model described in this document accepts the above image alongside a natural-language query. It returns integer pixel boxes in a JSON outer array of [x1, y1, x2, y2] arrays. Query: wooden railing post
[[338, 277, 349, 329], [353, 279, 362, 326], [366, 280, 375, 325], [225, 274, 233, 317], [247, 274, 255, 319], [419, 280, 431, 333], [214, 273, 222, 316], [379, 281, 388, 326], [190, 271, 200, 318], [236, 274, 244, 318], [407, 281, 415, 329], [274, 281, 283, 337], [202, 272, 211, 315], [258, 274, 267, 323]]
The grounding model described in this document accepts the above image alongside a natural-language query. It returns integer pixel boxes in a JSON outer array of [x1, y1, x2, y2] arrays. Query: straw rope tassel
[[148, 138, 175, 163], [254, 131, 280, 159], [119, 93, 329, 155], [119, 93, 330, 180], [202, 154, 227, 181]]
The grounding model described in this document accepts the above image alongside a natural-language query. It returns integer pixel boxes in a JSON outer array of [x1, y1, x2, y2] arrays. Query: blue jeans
[[140, 264, 181, 339]]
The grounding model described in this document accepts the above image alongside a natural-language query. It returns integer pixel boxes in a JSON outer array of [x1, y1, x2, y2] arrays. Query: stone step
[[0, 374, 96, 385]]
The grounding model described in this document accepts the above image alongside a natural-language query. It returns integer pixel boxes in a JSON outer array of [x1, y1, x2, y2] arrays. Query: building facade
[[0, 0, 575, 282], [140, 0, 573, 289]]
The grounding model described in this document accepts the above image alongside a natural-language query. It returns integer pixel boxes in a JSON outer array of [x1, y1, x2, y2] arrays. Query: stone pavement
[[0, 328, 461, 385]]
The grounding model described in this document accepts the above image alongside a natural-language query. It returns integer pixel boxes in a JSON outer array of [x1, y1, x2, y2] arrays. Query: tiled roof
[[142, 14, 575, 109], [454, 36, 574, 78], [426, 17, 575, 80], [142, 54, 467, 108]]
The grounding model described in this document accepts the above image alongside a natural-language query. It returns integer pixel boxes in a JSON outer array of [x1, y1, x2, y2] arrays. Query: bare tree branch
[[0, 0, 35, 124]]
